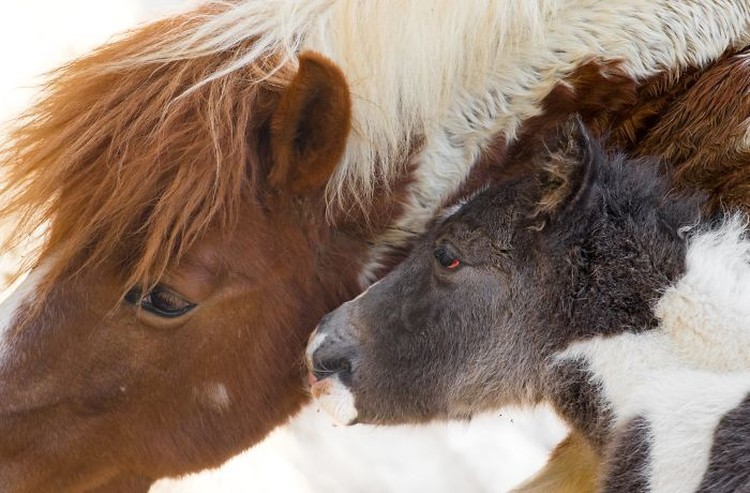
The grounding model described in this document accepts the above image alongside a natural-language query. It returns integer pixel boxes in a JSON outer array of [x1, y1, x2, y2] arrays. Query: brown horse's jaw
[[87, 473, 153, 493]]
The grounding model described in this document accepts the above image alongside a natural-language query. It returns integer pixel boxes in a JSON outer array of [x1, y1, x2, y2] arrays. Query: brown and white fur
[[2, 0, 750, 490]]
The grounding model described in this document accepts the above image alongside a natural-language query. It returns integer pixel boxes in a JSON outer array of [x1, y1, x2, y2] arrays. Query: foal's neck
[[544, 329, 685, 450], [543, 215, 750, 453], [544, 358, 614, 453]]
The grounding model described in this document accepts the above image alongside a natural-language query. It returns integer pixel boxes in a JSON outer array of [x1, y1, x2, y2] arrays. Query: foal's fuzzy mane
[[0, 5, 296, 291]]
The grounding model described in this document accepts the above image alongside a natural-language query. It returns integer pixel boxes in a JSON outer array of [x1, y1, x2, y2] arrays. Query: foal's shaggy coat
[[308, 119, 750, 492]]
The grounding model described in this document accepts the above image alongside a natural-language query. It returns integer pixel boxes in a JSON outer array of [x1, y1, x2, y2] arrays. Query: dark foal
[[307, 119, 750, 492]]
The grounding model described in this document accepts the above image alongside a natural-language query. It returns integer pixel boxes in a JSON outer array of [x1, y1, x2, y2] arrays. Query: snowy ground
[[0, 2, 567, 491]]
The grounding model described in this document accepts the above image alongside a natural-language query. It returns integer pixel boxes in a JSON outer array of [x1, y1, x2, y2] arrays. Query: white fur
[[197, 382, 231, 412], [0, 261, 51, 366], [305, 331, 327, 367], [556, 221, 750, 492], [559, 334, 750, 493], [636, 372, 748, 493], [312, 375, 358, 426], [656, 215, 750, 371]]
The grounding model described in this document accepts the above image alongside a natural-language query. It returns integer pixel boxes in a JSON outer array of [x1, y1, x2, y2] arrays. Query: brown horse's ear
[[533, 115, 598, 223], [269, 52, 351, 195]]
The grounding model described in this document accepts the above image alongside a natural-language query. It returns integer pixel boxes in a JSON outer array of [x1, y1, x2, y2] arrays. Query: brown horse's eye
[[434, 246, 461, 270], [124, 285, 196, 318]]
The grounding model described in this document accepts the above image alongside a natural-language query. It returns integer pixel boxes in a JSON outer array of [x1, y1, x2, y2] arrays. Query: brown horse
[[2, 1, 750, 491], [0, 30, 370, 493]]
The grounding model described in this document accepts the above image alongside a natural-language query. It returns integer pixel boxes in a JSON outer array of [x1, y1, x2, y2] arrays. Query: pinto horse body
[[308, 119, 750, 491], [1, 1, 750, 490]]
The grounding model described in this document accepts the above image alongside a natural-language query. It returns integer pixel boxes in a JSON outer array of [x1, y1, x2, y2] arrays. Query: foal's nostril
[[309, 303, 359, 384], [312, 356, 352, 382]]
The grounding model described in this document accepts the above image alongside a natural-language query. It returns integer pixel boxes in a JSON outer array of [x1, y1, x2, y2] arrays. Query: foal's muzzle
[[306, 302, 361, 385], [304, 302, 364, 424]]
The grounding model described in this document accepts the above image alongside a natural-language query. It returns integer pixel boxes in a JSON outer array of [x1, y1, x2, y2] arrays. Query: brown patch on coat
[[629, 50, 750, 213], [513, 431, 599, 493], [605, 67, 703, 151], [506, 58, 638, 168], [509, 49, 750, 216]]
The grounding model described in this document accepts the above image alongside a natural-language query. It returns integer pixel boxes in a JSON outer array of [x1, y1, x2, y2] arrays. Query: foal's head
[[307, 117, 701, 426], [0, 17, 363, 492]]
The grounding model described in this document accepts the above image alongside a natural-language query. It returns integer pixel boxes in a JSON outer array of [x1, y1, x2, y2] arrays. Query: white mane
[[117, 0, 750, 244]]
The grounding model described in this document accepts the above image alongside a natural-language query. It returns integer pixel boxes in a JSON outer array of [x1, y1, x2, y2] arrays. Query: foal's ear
[[269, 52, 352, 195], [533, 115, 598, 222]]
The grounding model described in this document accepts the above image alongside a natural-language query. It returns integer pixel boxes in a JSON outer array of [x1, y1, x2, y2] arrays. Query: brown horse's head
[[0, 14, 369, 491], [306, 118, 697, 427]]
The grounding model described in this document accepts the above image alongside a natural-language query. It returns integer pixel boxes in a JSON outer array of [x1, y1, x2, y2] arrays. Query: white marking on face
[[196, 382, 231, 412], [0, 261, 52, 366], [310, 375, 358, 426], [305, 331, 327, 368]]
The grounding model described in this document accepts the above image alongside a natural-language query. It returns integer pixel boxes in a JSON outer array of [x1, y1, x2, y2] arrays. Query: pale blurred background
[[0, 2, 567, 491]]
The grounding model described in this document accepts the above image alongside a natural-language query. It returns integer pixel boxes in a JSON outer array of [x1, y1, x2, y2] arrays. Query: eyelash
[[124, 285, 196, 318]]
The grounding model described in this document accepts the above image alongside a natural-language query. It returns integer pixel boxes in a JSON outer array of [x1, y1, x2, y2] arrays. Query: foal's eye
[[124, 285, 196, 318], [434, 246, 461, 270]]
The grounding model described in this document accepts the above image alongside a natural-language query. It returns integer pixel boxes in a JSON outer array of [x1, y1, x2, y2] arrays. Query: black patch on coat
[[601, 416, 652, 493], [547, 359, 613, 452], [697, 392, 750, 493]]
